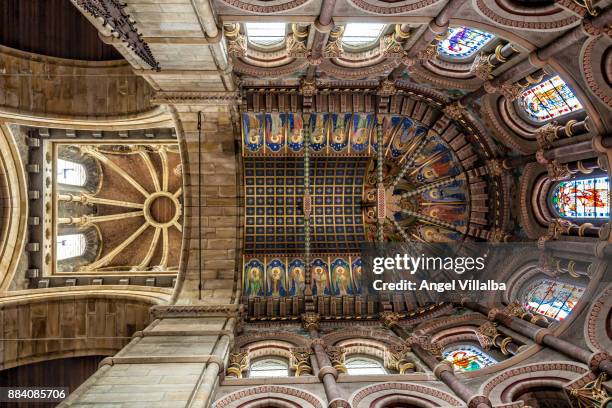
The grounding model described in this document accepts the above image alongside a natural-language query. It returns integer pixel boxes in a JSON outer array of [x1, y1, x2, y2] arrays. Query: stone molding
[[581, 37, 612, 108], [480, 361, 588, 399], [584, 283, 612, 353], [346, 0, 443, 15], [150, 91, 241, 106], [150, 304, 243, 318], [217, 0, 315, 14], [213, 385, 325, 408], [474, 0, 580, 30], [350, 382, 463, 407]]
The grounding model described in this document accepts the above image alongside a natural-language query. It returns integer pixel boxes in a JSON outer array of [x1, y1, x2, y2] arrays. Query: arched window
[[342, 23, 386, 47], [345, 356, 386, 375], [249, 357, 289, 378], [245, 23, 286, 46], [523, 278, 584, 321], [518, 75, 583, 122], [57, 234, 87, 261], [442, 345, 497, 372], [437, 27, 495, 60], [57, 159, 87, 186], [551, 176, 610, 219]]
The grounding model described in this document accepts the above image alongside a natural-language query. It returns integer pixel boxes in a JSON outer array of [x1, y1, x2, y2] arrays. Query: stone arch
[[350, 382, 463, 408], [213, 385, 324, 408], [234, 331, 310, 349], [0, 124, 28, 291], [584, 283, 612, 353], [480, 361, 588, 404], [321, 327, 404, 347]]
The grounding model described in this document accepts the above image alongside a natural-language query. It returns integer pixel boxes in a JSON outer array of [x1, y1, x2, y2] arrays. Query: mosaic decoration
[[350, 113, 374, 153], [243, 255, 362, 297], [518, 75, 584, 122], [363, 121, 469, 243], [443, 345, 497, 372], [329, 113, 351, 152], [287, 113, 304, 152], [242, 112, 379, 156], [243, 112, 265, 152], [523, 278, 585, 321], [244, 157, 366, 253], [330, 257, 353, 296], [437, 27, 495, 59], [266, 258, 287, 296], [308, 113, 329, 152], [386, 117, 427, 159], [265, 113, 286, 153], [551, 177, 610, 219], [412, 135, 462, 183], [244, 258, 265, 297]]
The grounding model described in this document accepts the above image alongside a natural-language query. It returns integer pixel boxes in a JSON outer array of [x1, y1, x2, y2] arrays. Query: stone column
[[379, 312, 492, 408], [301, 313, 350, 408], [462, 301, 612, 376]]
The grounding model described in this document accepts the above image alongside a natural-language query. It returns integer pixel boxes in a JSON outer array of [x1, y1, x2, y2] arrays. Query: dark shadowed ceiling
[[0, 0, 122, 61]]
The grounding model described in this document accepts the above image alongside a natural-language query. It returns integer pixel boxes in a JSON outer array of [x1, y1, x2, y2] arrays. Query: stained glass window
[[57, 159, 87, 186], [57, 234, 87, 261], [551, 176, 610, 219], [342, 23, 386, 47], [523, 279, 585, 321], [345, 356, 386, 375], [245, 23, 286, 46], [443, 345, 497, 372], [437, 27, 495, 59], [249, 357, 289, 378], [519, 75, 583, 122]]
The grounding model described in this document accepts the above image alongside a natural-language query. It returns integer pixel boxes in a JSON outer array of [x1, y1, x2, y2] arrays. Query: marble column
[[301, 313, 350, 408]]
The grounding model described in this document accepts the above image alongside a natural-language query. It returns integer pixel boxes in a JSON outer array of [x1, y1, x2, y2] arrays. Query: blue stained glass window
[[442, 345, 497, 372], [437, 27, 495, 59], [551, 176, 610, 219], [523, 279, 584, 321], [519, 75, 583, 122]]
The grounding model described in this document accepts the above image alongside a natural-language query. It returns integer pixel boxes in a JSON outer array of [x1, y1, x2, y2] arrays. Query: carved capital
[[326, 346, 347, 373], [226, 350, 249, 378], [380, 33, 405, 59], [547, 160, 571, 181], [299, 79, 318, 97], [503, 301, 529, 320], [416, 43, 438, 61], [224, 24, 247, 58], [301, 312, 321, 331], [290, 347, 313, 376], [377, 79, 397, 97], [379, 311, 402, 328], [385, 343, 414, 374], [443, 101, 465, 121], [471, 52, 494, 80], [500, 82, 525, 101], [476, 322, 498, 350], [535, 121, 560, 149]]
